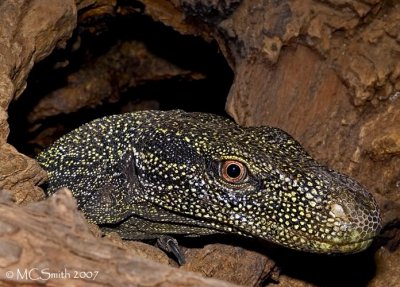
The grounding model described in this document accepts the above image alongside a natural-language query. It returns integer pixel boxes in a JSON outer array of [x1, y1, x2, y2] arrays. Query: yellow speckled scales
[[37, 110, 381, 254]]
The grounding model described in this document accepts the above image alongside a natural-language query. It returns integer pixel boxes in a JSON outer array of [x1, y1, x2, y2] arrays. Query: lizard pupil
[[227, 164, 241, 178], [220, 160, 247, 183]]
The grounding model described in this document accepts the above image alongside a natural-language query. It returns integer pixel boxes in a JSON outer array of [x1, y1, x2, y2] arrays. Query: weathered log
[[0, 188, 240, 286], [0, 0, 76, 203]]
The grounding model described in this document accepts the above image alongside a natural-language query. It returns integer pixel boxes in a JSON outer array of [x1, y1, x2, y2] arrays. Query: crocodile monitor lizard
[[37, 110, 381, 262]]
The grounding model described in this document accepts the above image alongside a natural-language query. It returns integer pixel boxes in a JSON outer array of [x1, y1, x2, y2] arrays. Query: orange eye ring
[[220, 160, 247, 183]]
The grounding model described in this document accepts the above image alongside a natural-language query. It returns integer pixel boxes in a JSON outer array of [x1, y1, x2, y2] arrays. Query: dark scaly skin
[[37, 110, 381, 254]]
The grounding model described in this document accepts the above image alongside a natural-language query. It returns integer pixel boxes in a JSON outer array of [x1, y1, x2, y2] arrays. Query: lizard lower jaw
[[278, 227, 378, 254], [317, 238, 374, 254]]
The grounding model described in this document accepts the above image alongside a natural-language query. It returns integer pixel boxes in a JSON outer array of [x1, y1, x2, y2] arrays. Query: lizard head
[[135, 111, 382, 254]]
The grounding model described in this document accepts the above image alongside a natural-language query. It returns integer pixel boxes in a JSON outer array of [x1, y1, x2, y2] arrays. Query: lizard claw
[[157, 235, 186, 265]]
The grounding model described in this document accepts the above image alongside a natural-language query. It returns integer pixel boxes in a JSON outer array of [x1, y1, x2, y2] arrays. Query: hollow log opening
[[8, 11, 233, 156]]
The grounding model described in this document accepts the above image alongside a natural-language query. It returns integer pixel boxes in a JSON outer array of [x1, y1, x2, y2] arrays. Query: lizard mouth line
[[309, 237, 374, 253], [230, 220, 376, 253], [319, 237, 373, 246]]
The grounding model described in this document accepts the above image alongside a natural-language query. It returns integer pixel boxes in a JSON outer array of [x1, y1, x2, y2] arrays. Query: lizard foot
[[157, 235, 186, 265]]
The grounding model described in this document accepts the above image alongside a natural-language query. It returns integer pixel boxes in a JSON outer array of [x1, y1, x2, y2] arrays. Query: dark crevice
[[8, 11, 233, 157]]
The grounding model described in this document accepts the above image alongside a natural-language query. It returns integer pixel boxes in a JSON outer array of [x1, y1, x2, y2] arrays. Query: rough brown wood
[[183, 244, 279, 286], [0, 188, 238, 287], [0, 0, 77, 204]]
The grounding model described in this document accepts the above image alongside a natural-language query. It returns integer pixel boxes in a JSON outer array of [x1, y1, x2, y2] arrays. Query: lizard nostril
[[329, 203, 348, 220]]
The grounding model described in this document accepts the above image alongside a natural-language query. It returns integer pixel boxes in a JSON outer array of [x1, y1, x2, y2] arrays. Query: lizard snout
[[322, 182, 382, 253]]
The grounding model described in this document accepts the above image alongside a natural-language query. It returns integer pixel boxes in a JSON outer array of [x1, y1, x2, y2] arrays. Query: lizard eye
[[220, 160, 247, 183]]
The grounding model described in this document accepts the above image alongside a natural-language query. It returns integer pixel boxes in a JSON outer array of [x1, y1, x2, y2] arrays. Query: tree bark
[[0, 188, 238, 287]]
